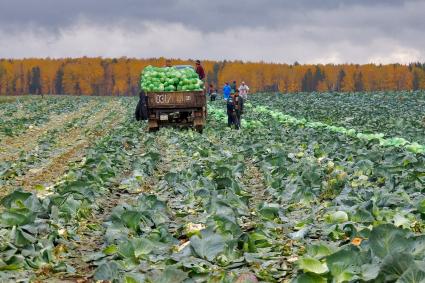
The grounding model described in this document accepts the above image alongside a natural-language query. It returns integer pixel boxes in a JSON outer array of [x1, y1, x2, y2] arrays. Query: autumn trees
[[0, 58, 424, 96]]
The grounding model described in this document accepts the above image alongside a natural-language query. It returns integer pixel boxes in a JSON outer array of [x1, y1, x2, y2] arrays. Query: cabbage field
[[0, 92, 424, 282]]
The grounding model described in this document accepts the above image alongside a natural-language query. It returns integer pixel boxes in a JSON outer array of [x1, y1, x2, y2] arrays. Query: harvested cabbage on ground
[[0, 93, 424, 282]]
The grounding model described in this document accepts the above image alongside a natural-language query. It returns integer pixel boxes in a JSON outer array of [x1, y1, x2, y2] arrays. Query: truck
[[136, 65, 207, 133]]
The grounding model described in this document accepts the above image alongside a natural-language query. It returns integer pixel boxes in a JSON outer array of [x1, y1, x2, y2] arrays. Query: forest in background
[[0, 57, 425, 96]]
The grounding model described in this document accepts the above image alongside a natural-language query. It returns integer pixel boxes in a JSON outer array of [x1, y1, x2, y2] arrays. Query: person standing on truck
[[238, 81, 250, 100], [195, 60, 205, 81], [223, 82, 232, 101], [233, 90, 244, 129]]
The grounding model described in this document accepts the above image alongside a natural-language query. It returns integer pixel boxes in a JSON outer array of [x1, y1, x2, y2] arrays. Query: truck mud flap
[[193, 117, 204, 127]]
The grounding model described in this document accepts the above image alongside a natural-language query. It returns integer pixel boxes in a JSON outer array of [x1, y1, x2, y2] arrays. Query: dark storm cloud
[[0, 0, 423, 62], [0, 0, 418, 32]]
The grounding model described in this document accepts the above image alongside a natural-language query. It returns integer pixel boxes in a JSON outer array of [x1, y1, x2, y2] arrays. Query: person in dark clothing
[[226, 94, 238, 128], [211, 88, 218, 101], [231, 81, 237, 93], [233, 90, 244, 129], [207, 84, 215, 101], [208, 84, 213, 96], [135, 90, 148, 121], [165, 59, 172, 67], [195, 60, 205, 81]]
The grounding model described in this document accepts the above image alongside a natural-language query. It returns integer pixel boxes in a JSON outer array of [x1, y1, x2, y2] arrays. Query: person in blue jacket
[[223, 82, 232, 101]]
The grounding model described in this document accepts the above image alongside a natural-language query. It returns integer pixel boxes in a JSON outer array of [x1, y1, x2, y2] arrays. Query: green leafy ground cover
[[0, 96, 95, 138], [0, 93, 424, 282], [0, 99, 117, 189], [256, 92, 425, 144]]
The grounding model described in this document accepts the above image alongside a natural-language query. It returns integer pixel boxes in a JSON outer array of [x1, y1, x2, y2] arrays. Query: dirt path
[[244, 160, 271, 203], [51, 127, 270, 280], [64, 188, 140, 281], [0, 101, 98, 163], [18, 101, 127, 192], [240, 158, 298, 279], [0, 97, 46, 121], [62, 128, 164, 280], [59, 128, 278, 281], [63, 128, 200, 279]]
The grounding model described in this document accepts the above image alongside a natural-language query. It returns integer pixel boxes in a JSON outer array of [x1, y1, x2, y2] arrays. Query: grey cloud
[[0, 0, 417, 32], [0, 0, 423, 63]]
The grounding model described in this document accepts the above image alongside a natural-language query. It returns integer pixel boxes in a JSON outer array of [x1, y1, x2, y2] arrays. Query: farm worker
[[238, 81, 250, 100], [195, 60, 205, 81], [165, 59, 172, 67], [208, 84, 214, 96], [226, 93, 237, 127], [231, 81, 237, 94], [208, 84, 215, 101], [223, 82, 232, 101], [211, 88, 218, 101], [135, 90, 148, 121], [233, 90, 244, 129]]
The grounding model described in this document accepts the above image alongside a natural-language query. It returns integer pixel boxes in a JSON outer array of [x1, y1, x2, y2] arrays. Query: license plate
[[160, 114, 168, 121]]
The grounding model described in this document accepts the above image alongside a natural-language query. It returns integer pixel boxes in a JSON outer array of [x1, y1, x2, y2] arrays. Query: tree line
[[0, 58, 424, 96]]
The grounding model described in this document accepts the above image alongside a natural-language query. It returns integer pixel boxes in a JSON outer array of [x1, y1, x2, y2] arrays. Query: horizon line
[[1, 57, 425, 66]]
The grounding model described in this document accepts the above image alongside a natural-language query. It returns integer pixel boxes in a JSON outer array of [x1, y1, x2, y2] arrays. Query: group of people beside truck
[[226, 88, 244, 129], [221, 81, 250, 101], [208, 80, 249, 129], [194, 58, 249, 129], [136, 59, 250, 130]]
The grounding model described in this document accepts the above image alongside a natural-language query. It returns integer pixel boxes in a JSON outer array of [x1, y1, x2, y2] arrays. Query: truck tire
[[195, 125, 204, 134], [148, 119, 159, 132]]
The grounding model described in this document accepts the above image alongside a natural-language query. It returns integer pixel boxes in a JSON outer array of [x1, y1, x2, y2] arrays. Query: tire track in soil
[[5, 100, 103, 167], [0, 97, 49, 122], [241, 159, 297, 277], [209, 116, 294, 279], [62, 124, 279, 281], [0, 101, 125, 200], [238, 160, 273, 230], [0, 101, 184, 283], [0, 100, 129, 283], [24, 102, 136, 281], [58, 126, 273, 281], [18, 101, 128, 193], [61, 129, 178, 280], [64, 189, 142, 281], [0, 101, 98, 163], [62, 128, 196, 281]]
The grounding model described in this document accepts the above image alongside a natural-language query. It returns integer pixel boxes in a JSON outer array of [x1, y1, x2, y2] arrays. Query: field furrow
[[0, 100, 97, 162], [0, 93, 424, 283], [0, 96, 94, 140], [0, 100, 130, 200], [19, 101, 127, 192], [63, 127, 156, 280]]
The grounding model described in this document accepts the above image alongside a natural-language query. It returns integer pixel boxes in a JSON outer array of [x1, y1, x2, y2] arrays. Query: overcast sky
[[0, 0, 424, 63]]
